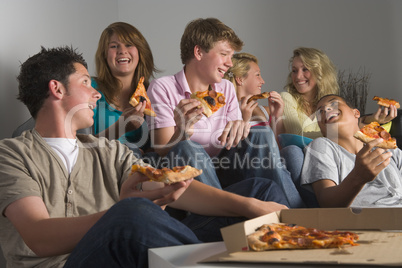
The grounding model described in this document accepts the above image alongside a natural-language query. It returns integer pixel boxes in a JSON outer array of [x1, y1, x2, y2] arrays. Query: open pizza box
[[201, 207, 402, 266]]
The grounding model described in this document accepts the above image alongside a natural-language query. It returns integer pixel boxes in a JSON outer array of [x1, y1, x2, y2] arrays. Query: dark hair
[[17, 46, 87, 118], [318, 94, 356, 109]]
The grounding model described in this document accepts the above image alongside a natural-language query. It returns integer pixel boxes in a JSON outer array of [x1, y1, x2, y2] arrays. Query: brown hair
[[180, 18, 243, 65], [94, 22, 157, 105]]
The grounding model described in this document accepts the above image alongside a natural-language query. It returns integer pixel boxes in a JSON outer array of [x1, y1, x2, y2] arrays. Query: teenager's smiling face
[[316, 95, 360, 137], [63, 63, 101, 131], [241, 61, 265, 96], [106, 33, 139, 78], [199, 40, 234, 84], [291, 56, 317, 97]]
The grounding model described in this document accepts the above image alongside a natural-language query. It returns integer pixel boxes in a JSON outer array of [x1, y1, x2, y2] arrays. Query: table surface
[[148, 241, 381, 268]]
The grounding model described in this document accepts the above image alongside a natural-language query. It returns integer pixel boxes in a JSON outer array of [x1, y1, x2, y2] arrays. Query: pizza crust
[[131, 165, 203, 184], [247, 92, 270, 104], [142, 107, 156, 117], [191, 93, 213, 117], [247, 228, 271, 251]]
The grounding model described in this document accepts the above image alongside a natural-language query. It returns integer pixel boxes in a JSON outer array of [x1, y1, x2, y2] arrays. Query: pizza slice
[[373, 96, 400, 108], [190, 86, 226, 117], [247, 223, 359, 251], [247, 92, 270, 104], [131, 164, 202, 184], [129, 76, 156, 117], [353, 121, 397, 149]]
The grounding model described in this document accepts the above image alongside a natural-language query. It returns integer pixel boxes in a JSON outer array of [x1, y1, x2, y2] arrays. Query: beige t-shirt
[[0, 129, 144, 268]]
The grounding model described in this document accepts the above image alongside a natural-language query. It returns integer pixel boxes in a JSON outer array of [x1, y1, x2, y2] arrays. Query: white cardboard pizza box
[[149, 241, 352, 268], [201, 207, 402, 266]]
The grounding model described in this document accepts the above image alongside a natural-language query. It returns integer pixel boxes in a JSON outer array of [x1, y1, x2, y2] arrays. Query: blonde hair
[[224, 52, 258, 96], [284, 47, 339, 114], [94, 22, 157, 105]]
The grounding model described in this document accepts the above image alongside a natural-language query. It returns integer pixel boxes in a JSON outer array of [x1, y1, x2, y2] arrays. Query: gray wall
[[1, 0, 401, 141]]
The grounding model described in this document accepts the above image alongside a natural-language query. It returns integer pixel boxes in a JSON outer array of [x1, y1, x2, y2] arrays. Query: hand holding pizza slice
[[353, 121, 397, 149], [373, 96, 400, 108], [190, 86, 226, 117], [129, 77, 156, 117]]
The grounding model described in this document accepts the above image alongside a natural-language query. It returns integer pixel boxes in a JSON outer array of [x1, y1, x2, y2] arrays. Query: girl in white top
[[224, 52, 285, 138]]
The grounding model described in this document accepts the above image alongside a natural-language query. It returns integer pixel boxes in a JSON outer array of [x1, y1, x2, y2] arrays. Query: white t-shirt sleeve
[[301, 138, 345, 191]]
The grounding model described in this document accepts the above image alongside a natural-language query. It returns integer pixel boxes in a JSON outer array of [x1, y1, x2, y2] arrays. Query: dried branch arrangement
[[338, 69, 371, 114]]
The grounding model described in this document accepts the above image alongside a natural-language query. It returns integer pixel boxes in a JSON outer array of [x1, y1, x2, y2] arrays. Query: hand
[[218, 120, 250, 150], [239, 95, 258, 122], [353, 138, 392, 183], [120, 172, 193, 208], [120, 101, 146, 132], [245, 198, 288, 219], [174, 99, 203, 139], [364, 105, 397, 124], [267, 91, 284, 119]]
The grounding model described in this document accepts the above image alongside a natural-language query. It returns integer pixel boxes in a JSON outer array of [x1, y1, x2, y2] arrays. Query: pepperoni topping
[[208, 89, 217, 98], [379, 130, 391, 140], [217, 95, 226, 104]]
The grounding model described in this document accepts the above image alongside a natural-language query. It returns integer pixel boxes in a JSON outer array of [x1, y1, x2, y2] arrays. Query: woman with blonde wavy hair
[[92, 22, 158, 152], [280, 47, 339, 139]]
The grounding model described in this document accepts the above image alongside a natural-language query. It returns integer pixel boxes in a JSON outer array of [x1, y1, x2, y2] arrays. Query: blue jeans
[[280, 145, 319, 208], [215, 126, 305, 208], [142, 140, 222, 189], [64, 198, 201, 268], [64, 178, 288, 267], [146, 127, 305, 208]]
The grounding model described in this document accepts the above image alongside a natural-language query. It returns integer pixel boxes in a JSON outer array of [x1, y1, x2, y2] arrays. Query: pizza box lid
[[201, 207, 402, 266]]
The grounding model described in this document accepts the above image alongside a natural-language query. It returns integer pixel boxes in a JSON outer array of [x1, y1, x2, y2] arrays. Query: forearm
[[313, 172, 366, 208], [170, 180, 263, 218], [152, 127, 188, 156], [29, 212, 106, 257]]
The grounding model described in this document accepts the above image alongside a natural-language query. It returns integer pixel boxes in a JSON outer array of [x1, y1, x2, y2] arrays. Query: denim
[[181, 177, 290, 242], [64, 178, 289, 268], [163, 140, 222, 189], [64, 198, 201, 268], [280, 145, 319, 208], [215, 126, 305, 208], [130, 126, 306, 208], [139, 140, 222, 189]]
